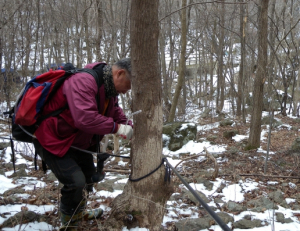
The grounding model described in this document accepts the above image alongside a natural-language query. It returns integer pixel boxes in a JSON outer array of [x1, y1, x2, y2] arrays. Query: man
[[33, 58, 133, 230]]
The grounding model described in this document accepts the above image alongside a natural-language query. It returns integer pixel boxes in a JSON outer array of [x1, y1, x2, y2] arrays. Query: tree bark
[[102, 1, 173, 230], [248, 0, 269, 149]]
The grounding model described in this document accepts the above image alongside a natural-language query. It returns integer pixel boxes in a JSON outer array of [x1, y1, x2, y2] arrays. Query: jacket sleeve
[[112, 97, 133, 127], [63, 73, 117, 135]]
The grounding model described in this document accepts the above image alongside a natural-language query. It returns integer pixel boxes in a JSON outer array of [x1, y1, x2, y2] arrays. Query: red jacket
[[35, 62, 131, 157]]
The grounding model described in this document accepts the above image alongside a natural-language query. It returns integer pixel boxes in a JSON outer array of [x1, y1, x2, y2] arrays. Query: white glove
[[116, 124, 133, 140]]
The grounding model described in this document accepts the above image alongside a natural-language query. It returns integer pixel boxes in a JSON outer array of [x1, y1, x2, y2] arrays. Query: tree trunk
[[102, 1, 173, 230], [167, 0, 187, 122], [248, 0, 269, 149]]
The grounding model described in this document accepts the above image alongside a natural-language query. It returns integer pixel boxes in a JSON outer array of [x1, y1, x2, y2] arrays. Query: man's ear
[[118, 69, 126, 78]]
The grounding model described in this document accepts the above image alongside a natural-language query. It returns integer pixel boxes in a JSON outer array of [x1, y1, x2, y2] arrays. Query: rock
[[275, 212, 293, 223], [201, 108, 212, 119], [233, 218, 264, 229], [162, 122, 197, 151], [45, 172, 57, 182], [247, 197, 278, 212], [215, 182, 226, 193], [223, 130, 238, 139], [10, 168, 28, 178], [0, 167, 5, 175], [0, 195, 22, 205], [216, 212, 234, 224], [214, 198, 225, 204], [222, 201, 246, 213], [196, 177, 213, 191], [268, 190, 289, 208], [0, 211, 40, 228], [113, 183, 125, 191], [2, 187, 26, 197], [95, 180, 115, 192], [219, 119, 234, 127], [175, 212, 233, 231], [261, 116, 282, 128], [181, 188, 210, 205], [4, 163, 14, 169], [206, 135, 218, 142], [0, 142, 10, 150], [175, 217, 213, 231]]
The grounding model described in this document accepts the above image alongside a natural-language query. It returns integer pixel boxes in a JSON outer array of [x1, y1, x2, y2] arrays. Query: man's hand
[[116, 124, 133, 140]]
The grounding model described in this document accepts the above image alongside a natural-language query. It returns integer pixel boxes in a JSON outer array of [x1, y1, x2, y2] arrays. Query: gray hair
[[114, 58, 131, 80]]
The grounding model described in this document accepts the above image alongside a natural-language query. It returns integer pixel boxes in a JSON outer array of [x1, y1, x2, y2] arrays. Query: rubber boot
[[59, 201, 85, 231], [79, 199, 103, 220], [59, 210, 82, 231]]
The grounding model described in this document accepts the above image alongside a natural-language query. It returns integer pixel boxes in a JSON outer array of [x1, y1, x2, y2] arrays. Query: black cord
[[129, 158, 167, 182], [165, 158, 232, 231]]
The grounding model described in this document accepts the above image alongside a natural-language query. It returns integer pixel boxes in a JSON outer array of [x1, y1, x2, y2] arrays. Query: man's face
[[113, 69, 131, 94]]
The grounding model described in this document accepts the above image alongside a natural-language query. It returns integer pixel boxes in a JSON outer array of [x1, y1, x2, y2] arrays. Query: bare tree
[[248, 0, 269, 149], [102, 1, 173, 230]]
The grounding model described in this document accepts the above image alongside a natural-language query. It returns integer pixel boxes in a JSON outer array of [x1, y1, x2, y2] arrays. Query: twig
[[204, 147, 219, 180], [174, 154, 206, 169], [159, 0, 250, 22]]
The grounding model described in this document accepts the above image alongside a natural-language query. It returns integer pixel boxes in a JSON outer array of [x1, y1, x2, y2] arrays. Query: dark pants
[[33, 140, 96, 214]]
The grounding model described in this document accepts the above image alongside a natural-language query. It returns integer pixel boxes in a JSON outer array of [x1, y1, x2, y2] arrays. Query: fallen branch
[[103, 168, 130, 174], [220, 173, 300, 179]]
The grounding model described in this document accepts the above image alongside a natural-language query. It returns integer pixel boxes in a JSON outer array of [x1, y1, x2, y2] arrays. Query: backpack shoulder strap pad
[[76, 68, 103, 89]]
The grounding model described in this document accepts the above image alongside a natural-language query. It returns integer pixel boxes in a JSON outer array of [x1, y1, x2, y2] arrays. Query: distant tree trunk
[[237, 0, 246, 117], [209, 41, 214, 106], [109, 0, 118, 62], [294, 59, 300, 117], [103, 1, 173, 230], [159, 28, 171, 120], [216, 0, 225, 113], [75, 25, 82, 68], [119, 1, 130, 58], [95, 0, 103, 61], [268, 0, 276, 105], [32, 0, 40, 74], [84, 9, 92, 63], [248, 0, 269, 149], [168, 0, 187, 122]]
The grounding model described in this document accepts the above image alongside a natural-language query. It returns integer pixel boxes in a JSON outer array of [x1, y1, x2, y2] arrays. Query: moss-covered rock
[[292, 137, 300, 151], [223, 130, 239, 139], [219, 119, 234, 127], [261, 116, 282, 128], [162, 122, 197, 151]]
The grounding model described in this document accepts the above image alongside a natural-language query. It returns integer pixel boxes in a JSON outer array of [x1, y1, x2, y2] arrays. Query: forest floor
[[1, 112, 300, 230]]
